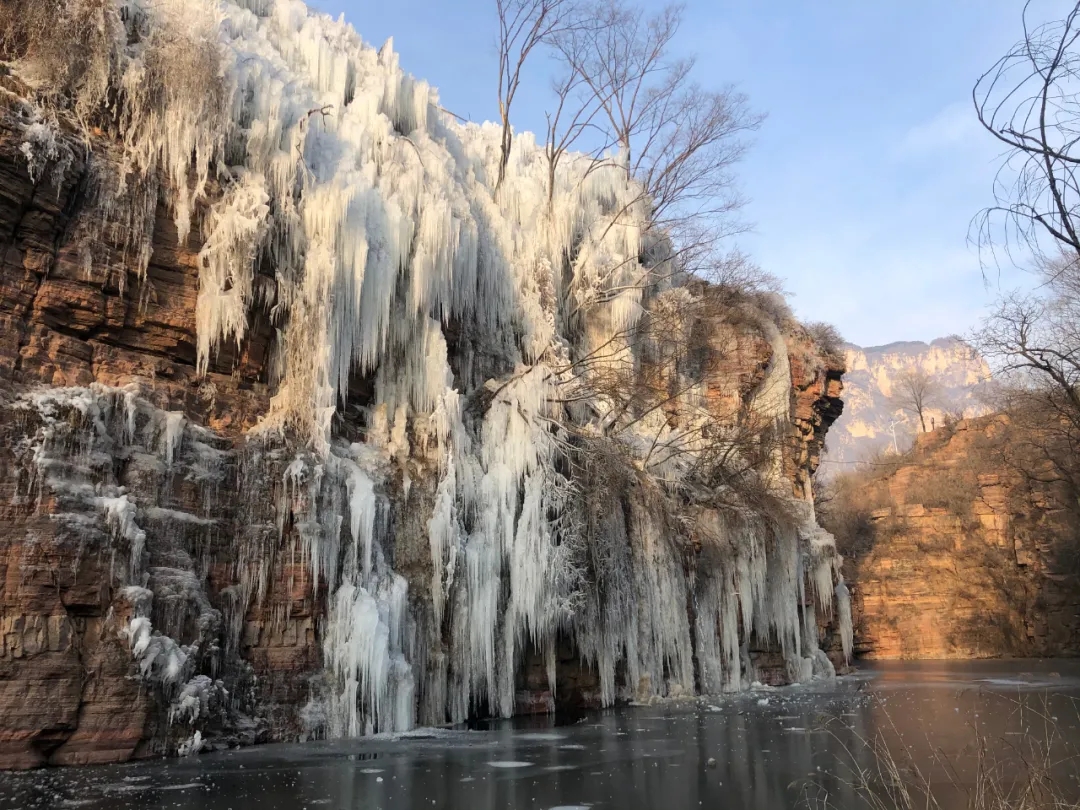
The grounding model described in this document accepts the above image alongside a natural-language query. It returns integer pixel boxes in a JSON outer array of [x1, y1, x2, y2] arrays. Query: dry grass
[[803, 696, 1080, 810], [0, 0, 125, 122]]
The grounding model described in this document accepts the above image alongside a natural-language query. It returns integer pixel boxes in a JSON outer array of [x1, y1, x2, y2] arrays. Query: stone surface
[[0, 92, 314, 769], [824, 337, 990, 470], [840, 417, 1080, 660], [0, 89, 847, 768]]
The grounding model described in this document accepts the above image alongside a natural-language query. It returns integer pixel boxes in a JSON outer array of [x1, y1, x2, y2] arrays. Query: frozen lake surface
[[4, 660, 1080, 810]]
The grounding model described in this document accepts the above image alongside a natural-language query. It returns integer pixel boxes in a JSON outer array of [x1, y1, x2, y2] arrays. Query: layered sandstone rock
[[0, 87, 318, 768], [0, 13, 848, 766], [0, 103, 847, 768], [833, 417, 1080, 660]]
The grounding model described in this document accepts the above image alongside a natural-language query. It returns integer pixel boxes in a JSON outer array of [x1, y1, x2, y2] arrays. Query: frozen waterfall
[[11, 0, 853, 739]]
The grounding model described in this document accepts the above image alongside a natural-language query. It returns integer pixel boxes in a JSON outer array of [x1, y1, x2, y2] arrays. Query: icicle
[[11, 0, 858, 740], [835, 578, 853, 664]]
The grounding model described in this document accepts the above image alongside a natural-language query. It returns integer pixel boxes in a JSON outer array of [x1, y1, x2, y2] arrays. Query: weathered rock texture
[[824, 337, 990, 471], [0, 82, 847, 766], [0, 83, 319, 768], [830, 417, 1080, 660]]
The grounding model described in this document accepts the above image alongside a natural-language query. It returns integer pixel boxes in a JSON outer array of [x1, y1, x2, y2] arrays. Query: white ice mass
[[7, 0, 852, 744]]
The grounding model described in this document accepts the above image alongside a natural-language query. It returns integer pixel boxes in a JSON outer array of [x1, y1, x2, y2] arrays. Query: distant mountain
[[822, 337, 991, 472]]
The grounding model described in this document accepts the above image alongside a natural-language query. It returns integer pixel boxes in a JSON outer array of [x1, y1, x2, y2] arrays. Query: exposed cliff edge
[[821, 416, 1080, 661], [823, 337, 990, 471], [0, 0, 849, 768]]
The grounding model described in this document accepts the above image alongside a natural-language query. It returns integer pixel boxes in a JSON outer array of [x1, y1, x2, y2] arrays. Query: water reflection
[[3, 660, 1079, 810]]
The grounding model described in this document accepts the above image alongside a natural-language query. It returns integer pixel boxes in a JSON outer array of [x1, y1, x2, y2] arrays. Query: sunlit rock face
[[0, 0, 849, 768], [823, 337, 991, 470], [837, 417, 1080, 660]]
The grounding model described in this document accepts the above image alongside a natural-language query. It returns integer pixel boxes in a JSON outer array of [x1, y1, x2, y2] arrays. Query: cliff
[[0, 85, 304, 767], [824, 337, 990, 470], [823, 417, 1080, 660], [0, 0, 850, 769]]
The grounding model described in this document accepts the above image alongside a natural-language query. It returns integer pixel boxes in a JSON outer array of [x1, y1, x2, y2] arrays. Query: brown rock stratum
[[840, 417, 1080, 660], [0, 91, 847, 768]]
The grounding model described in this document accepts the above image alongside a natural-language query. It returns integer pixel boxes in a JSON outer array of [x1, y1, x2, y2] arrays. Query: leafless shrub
[[552, 270, 799, 518], [904, 458, 982, 529], [0, 0, 126, 125], [817, 467, 894, 560], [804, 697, 1080, 810], [3, 0, 228, 267], [805, 321, 846, 361]]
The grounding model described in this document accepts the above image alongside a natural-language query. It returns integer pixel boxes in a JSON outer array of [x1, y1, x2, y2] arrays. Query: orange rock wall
[[844, 418, 1080, 660], [0, 90, 847, 767], [0, 94, 318, 769]]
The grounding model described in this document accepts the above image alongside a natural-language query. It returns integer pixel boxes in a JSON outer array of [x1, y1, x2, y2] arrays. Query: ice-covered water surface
[[5, 661, 1080, 810]]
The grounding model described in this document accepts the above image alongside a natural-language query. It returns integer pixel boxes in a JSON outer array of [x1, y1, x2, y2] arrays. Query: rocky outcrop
[[0, 2, 850, 769], [0, 102, 847, 765], [832, 417, 1080, 660], [824, 337, 990, 470], [789, 339, 845, 497], [0, 85, 320, 769]]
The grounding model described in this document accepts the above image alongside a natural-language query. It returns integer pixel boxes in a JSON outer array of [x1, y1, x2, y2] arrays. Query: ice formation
[[13, 384, 231, 751], [7, 0, 852, 743]]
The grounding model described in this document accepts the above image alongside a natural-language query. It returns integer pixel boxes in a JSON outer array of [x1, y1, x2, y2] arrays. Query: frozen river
[[4, 660, 1080, 810]]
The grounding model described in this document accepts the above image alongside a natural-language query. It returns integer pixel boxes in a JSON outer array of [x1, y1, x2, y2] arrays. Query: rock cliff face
[[0, 0, 850, 769], [0, 88, 309, 768], [824, 338, 990, 470], [830, 418, 1080, 660]]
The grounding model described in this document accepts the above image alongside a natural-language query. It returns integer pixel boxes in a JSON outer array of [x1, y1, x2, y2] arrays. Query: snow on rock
[[176, 730, 205, 757], [12, 383, 233, 753], [18, 114, 72, 186]]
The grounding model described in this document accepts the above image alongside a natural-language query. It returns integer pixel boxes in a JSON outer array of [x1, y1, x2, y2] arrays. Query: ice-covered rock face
[[0, 0, 851, 758]]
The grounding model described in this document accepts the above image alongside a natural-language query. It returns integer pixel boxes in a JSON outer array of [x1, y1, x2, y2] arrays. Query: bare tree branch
[[495, 0, 576, 192], [972, 1, 1080, 268]]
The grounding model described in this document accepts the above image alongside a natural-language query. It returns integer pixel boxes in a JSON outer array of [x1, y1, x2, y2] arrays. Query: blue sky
[[309, 0, 1069, 347]]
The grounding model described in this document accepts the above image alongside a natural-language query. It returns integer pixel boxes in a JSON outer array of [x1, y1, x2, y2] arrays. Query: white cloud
[[896, 102, 982, 157]]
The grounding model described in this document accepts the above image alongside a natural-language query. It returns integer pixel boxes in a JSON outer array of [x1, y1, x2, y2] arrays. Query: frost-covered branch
[[495, 0, 576, 191]]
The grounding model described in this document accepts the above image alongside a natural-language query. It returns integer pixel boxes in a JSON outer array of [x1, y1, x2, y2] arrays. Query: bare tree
[[972, 1, 1080, 267], [560, 1, 684, 170], [975, 255, 1080, 416], [525, 0, 764, 352], [493, 1, 777, 506], [495, 0, 575, 192], [556, 0, 763, 277], [893, 367, 939, 433], [972, 254, 1080, 532], [970, 1, 1080, 512]]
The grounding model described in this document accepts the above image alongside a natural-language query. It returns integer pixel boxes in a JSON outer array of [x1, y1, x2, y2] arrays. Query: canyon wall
[[824, 337, 990, 471], [0, 0, 850, 769], [0, 87, 311, 767], [825, 417, 1080, 660]]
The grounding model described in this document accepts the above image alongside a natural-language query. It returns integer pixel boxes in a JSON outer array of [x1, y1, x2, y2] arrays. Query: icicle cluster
[[12, 0, 854, 740], [12, 385, 231, 749]]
